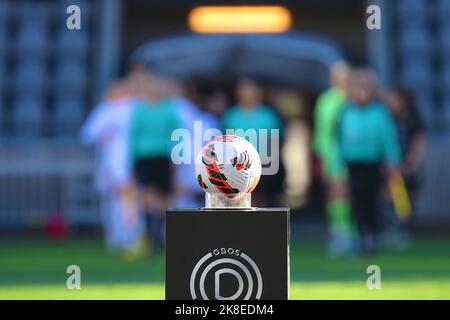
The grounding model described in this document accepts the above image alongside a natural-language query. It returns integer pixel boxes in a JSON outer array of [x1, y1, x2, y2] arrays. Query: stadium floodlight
[[188, 6, 292, 34]]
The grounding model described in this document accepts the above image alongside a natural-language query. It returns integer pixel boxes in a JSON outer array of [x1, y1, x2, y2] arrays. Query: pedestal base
[[166, 208, 290, 300]]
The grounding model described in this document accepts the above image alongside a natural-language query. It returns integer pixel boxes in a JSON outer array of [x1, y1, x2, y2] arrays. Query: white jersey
[[80, 98, 135, 191], [171, 97, 220, 195]]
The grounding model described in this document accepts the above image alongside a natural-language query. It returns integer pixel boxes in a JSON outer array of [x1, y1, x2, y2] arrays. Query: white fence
[[0, 143, 99, 229], [0, 136, 449, 229]]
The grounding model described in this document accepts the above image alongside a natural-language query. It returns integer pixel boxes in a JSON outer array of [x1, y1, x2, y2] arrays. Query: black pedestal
[[166, 208, 290, 300]]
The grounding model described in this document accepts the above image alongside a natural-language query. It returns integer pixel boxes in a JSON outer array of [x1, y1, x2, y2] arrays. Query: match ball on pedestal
[[195, 135, 262, 199]]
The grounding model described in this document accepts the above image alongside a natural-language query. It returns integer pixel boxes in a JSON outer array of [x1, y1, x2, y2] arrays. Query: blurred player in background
[[276, 90, 311, 209], [384, 87, 426, 246], [330, 68, 401, 255], [313, 61, 354, 256], [80, 72, 145, 257], [129, 73, 183, 254], [203, 91, 229, 122], [222, 78, 284, 207], [159, 77, 220, 208]]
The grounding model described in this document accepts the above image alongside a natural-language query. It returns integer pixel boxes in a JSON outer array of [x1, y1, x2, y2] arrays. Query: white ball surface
[[195, 135, 261, 198]]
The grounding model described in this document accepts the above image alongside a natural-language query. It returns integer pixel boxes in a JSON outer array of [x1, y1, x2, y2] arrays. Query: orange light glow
[[189, 6, 292, 33]]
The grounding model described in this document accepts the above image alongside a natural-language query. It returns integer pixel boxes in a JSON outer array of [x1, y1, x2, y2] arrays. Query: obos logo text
[[190, 248, 263, 300]]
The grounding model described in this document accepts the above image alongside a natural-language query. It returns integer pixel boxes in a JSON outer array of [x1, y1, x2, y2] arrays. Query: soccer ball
[[195, 135, 261, 198]]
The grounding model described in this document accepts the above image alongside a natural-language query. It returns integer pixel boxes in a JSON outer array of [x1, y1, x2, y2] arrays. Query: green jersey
[[313, 88, 347, 160], [129, 98, 183, 162], [222, 104, 282, 150], [328, 101, 401, 177]]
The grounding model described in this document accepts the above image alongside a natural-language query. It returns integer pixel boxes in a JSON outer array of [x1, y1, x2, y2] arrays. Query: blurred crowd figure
[[383, 87, 426, 247], [80, 68, 288, 257], [80, 60, 425, 259], [331, 68, 401, 255], [80, 65, 148, 257], [222, 78, 284, 207], [277, 89, 311, 209], [315, 63, 426, 256], [80, 65, 234, 257], [314, 62, 354, 256]]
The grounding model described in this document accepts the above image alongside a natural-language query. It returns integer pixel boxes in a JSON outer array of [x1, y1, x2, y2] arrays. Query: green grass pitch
[[1, 236, 450, 299]]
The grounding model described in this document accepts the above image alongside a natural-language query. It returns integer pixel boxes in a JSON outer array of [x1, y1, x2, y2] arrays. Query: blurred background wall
[[0, 0, 449, 231]]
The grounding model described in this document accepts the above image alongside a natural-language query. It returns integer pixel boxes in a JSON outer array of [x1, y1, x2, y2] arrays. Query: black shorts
[[133, 157, 172, 193]]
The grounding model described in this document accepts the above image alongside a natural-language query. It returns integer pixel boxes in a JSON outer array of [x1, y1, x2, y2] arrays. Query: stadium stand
[[56, 30, 89, 60], [0, 0, 97, 228], [393, 0, 450, 131], [397, 0, 428, 27], [0, 0, 94, 140], [13, 61, 47, 96], [443, 64, 450, 90], [53, 95, 85, 138], [16, 22, 48, 60], [444, 98, 450, 128], [11, 96, 44, 138], [438, 0, 450, 22], [0, 58, 5, 94], [441, 26, 450, 59], [55, 60, 87, 95], [398, 26, 432, 59], [400, 59, 433, 90], [398, 0, 427, 15]]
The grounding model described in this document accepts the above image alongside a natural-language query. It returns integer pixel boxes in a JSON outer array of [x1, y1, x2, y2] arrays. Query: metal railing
[[0, 142, 99, 229], [416, 134, 450, 220], [0, 135, 449, 230]]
